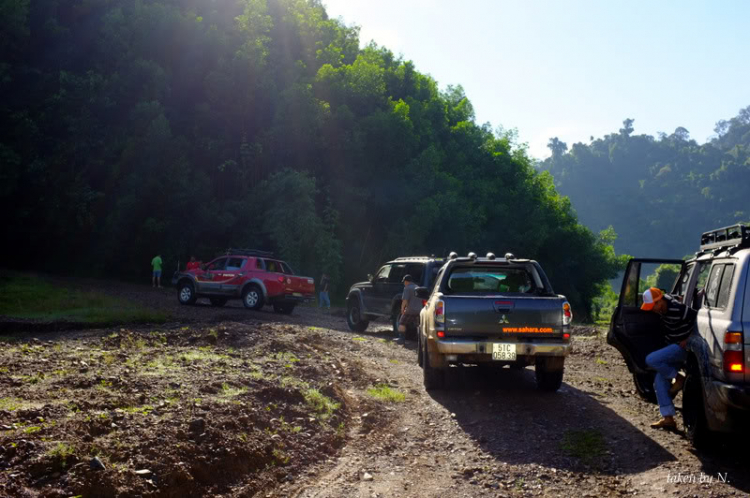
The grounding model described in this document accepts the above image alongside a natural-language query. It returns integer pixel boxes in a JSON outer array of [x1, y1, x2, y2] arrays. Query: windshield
[[446, 266, 539, 294]]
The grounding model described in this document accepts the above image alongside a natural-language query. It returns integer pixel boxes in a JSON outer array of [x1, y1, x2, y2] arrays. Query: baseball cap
[[641, 287, 664, 311], [402, 274, 414, 283]]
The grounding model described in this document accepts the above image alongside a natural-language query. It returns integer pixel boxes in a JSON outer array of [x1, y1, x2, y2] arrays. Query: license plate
[[492, 343, 516, 361], [293, 292, 302, 297]]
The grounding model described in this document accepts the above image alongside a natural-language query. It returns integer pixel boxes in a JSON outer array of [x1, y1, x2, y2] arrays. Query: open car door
[[607, 258, 687, 401]]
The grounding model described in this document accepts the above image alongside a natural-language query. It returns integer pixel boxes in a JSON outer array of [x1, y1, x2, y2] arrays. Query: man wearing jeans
[[319, 273, 331, 310], [642, 287, 697, 429]]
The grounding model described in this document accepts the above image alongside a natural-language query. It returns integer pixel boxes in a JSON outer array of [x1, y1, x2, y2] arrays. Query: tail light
[[277, 276, 285, 283], [422, 300, 427, 307], [562, 332, 571, 341], [435, 300, 445, 324], [562, 302, 572, 326], [723, 331, 744, 373]]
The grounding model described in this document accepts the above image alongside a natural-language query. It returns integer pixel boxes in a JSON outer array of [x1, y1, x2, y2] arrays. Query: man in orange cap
[[642, 287, 697, 429]]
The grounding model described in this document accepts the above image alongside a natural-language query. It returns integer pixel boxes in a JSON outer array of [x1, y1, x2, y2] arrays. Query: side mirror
[[367, 274, 374, 282], [415, 286, 430, 299]]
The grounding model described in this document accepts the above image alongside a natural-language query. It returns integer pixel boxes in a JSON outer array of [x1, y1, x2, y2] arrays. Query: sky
[[322, 0, 750, 159]]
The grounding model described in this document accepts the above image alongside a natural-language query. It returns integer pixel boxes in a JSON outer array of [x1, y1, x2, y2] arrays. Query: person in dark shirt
[[642, 287, 697, 429]]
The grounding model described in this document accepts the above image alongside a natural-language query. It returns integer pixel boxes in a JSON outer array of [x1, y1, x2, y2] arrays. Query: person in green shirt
[[151, 254, 163, 288]]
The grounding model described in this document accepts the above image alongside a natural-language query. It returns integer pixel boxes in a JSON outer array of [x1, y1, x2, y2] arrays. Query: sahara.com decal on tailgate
[[502, 327, 554, 333]]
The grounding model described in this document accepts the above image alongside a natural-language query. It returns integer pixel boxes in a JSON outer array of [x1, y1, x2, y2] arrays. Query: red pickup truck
[[172, 250, 315, 314]]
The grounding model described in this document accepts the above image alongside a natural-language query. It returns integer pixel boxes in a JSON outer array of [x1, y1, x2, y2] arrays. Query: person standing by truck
[[151, 254, 163, 288], [641, 287, 697, 429], [398, 274, 422, 344], [319, 273, 331, 310]]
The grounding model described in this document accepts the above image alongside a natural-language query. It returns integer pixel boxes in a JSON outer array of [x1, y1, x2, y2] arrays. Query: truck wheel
[[242, 285, 264, 310], [178, 281, 197, 305], [209, 297, 227, 307], [632, 372, 657, 404], [347, 300, 369, 332], [273, 303, 295, 315], [422, 339, 445, 390], [683, 362, 711, 449], [535, 359, 564, 392]]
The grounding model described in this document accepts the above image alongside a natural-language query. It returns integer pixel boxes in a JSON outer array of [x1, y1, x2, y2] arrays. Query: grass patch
[[118, 405, 154, 416], [303, 389, 340, 420], [0, 273, 168, 325], [352, 337, 367, 342], [0, 397, 33, 411], [366, 384, 405, 403], [595, 357, 608, 365], [560, 429, 606, 465], [47, 442, 75, 467], [180, 350, 227, 363], [220, 383, 246, 398]]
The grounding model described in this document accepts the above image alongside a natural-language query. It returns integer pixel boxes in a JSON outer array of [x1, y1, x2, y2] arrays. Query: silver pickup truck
[[416, 252, 572, 391]]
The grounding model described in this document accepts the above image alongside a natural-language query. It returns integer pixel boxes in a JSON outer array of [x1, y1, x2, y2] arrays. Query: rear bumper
[[435, 338, 571, 357], [713, 381, 750, 411], [274, 293, 315, 304]]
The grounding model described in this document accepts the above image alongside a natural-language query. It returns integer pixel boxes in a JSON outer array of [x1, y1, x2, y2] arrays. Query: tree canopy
[[540, 108, 750, 259], [0, 0, 625, 319]]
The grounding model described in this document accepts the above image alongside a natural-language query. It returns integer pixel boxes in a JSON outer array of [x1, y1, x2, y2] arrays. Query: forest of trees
[[541, 108, 750, 260], [0, 0, 626, 319]]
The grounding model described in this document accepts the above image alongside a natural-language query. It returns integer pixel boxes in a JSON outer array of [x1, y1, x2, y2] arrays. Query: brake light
[[435, 300, 445, 324], [422, 300, 427, 307], [724, 350, 744, 373], [725, 332, 743, 345], [562, 302, 572, 326], [277, 276, 284, 283], [723, 331, 744, 373], [563, 332, 570, 341], [436, 331, 445, 338]]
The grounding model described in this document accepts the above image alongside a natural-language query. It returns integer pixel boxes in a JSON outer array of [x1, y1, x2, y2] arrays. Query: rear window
[[446, 266, 538, 294]]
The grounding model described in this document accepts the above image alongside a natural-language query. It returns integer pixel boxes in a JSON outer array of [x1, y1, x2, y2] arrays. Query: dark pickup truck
[[417, 252, 572, 391]]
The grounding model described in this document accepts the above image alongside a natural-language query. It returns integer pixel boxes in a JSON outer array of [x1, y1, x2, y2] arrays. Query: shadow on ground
[[428, 366, 675, 475]]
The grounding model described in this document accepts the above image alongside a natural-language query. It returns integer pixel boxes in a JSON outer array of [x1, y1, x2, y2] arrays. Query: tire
[[422, 337, 445, 390], [242, 285, 264, 310], [273, 303, 295, 315], [633, 372, 658, 404], [209, 297, 228, 307], [683, 362, 711, 449], [346, 300, 369, 332], [535, 361, 564, 392], [178, 281, 197, 305]]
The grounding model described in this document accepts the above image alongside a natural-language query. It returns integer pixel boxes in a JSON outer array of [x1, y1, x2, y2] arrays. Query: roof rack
[[226, 248, 275, 257], [699, 224, 749, 252]]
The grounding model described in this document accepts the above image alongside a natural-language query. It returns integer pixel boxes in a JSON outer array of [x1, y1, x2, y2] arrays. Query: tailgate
[[443, 295, 564, 338], [286, 276, 315, 296]]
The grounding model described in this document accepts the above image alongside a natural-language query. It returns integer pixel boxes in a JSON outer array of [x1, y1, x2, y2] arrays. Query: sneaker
[[650, 417, 677, 430], [669, 374, 685, 399]]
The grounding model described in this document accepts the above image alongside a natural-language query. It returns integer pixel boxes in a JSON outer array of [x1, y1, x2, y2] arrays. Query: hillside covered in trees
[[0, 0, 625, 318], [541, 108, 750, 260]]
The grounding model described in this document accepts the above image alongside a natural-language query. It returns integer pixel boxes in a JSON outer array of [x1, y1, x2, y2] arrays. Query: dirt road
[[1, 283, 749, 497]]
